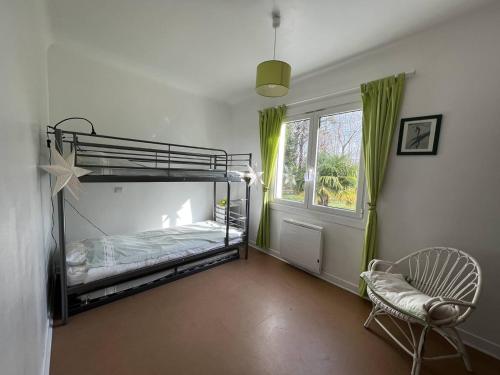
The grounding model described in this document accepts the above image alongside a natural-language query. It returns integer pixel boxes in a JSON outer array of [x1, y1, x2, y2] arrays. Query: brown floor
[[51, 248, 500, 375]]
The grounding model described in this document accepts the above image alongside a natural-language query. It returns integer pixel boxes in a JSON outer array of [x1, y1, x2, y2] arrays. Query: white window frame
[[273, 101, 365, 220]]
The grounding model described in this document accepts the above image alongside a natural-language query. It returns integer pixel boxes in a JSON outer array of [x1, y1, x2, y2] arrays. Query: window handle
[[305, 168, 315, 182]]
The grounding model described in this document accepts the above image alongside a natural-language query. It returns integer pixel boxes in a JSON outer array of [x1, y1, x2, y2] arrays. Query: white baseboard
[[42, 319, 52, 375], [458, 328, 500, 360], [249, 241, 500, 361], [318, 271, 359, 295]]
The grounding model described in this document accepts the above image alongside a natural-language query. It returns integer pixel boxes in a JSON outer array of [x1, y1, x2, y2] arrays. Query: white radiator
[[279, 219, 323, 274]]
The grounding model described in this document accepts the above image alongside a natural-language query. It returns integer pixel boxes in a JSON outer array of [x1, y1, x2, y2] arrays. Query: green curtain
[[359, 74, 405, 295], [256, 105, 287, 248]]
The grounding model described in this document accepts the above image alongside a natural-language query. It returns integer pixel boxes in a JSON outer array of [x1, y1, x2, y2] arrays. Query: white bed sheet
[[66, 220, 242, 286]]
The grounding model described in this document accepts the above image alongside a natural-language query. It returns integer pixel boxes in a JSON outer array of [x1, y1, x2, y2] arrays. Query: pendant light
[[256, 10, 291, 97]]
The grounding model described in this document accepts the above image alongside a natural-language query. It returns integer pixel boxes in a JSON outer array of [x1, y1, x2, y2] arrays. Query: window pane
[[314, 110, 362, 210], [276, 119, 310, 203]]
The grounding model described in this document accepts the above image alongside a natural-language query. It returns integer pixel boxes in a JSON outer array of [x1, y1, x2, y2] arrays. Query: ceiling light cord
[[272, 10, 280, 60], [273, 27, 277, 59]]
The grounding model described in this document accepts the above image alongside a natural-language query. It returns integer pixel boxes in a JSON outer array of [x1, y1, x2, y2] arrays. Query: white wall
[[47, 44, 234, 241], [0, 1, 51, 374], [229, 2, 500, 357]]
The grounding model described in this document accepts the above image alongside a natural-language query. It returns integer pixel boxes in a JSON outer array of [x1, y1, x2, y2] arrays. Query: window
[[274, 105, 364, 217], [313, 111, 362, 210], [275, 118, 310, 203]]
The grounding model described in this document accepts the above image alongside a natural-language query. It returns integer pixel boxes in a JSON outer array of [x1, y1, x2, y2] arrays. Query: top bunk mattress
[[66, 220, 243, 286]]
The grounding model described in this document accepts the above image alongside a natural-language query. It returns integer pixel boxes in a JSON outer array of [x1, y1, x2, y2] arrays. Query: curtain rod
[[287, 70, 416, 108]]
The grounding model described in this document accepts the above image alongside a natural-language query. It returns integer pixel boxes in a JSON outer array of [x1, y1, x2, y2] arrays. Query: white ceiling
[[47, 0, 493, 103]]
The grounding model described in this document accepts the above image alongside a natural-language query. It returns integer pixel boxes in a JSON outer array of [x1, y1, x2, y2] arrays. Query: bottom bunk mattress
[[66, 220, 243, 286]]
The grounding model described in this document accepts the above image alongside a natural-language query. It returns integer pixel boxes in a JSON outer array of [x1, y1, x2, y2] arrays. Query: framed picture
[[397, 114, 442, 155]]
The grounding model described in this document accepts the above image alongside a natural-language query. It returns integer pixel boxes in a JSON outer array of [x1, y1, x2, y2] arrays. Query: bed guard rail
[[47, 129, 251, 176]]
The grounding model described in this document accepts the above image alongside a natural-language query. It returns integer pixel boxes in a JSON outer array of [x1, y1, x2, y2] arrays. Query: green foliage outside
[[282, 153, 358, 210], [315, 152, 358, 209], [280, 120, 307, 202]]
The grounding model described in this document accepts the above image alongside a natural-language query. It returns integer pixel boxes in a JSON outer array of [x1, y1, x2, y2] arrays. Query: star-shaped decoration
[[39, 147, 92, 200], [237, 164, 264, 186]]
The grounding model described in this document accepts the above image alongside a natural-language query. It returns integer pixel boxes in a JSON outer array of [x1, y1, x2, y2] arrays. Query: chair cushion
[[361, 271, 459, 322]]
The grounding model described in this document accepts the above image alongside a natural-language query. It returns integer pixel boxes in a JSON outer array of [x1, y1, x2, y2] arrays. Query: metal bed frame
[[48, 128, 251, 323]]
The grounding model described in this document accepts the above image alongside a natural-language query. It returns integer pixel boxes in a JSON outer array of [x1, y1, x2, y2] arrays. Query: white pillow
[[66, 242, 87, 266]]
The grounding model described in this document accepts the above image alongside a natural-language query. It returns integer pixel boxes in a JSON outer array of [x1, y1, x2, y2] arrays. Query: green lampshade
[[256, 60, 291, 97]]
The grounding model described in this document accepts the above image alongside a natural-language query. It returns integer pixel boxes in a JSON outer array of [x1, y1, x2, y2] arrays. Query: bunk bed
[[47, 128, 251, 323]]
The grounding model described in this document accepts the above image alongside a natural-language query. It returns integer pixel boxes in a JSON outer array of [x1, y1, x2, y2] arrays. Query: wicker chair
[[361, 247, 481, 375]]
